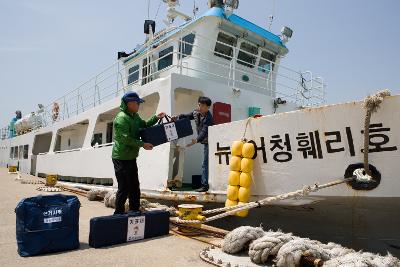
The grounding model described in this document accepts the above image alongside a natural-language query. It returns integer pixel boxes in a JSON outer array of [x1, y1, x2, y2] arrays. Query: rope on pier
[[222, 228, 400, 266]]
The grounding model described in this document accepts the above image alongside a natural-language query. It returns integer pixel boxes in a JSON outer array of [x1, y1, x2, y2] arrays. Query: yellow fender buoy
[[227, 185, 239, 201], [228, 171, 240, 186], [240, 158, 254, 173], [229, 156, 242, 171], [242, 142, 255, 159], [238, 187, 251, 202], [239, 172, 252, 188], [231, 141, 244, 157], [225, 199, 238, 207], [226, 140, 255, 218], [236, 202, 249, 217]]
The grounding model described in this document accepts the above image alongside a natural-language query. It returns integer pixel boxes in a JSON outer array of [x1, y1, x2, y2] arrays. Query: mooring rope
[[241, 117, 252, 141], [362, 89, 391, 175], [173, 177, 354, 224]]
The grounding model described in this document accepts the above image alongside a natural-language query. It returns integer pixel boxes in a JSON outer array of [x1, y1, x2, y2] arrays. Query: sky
[[0, 0, 399, 126]]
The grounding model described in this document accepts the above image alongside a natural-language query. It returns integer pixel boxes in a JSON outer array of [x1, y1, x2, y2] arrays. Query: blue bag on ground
[[15, 194, 80, 256], [89, 210, 169, 248]]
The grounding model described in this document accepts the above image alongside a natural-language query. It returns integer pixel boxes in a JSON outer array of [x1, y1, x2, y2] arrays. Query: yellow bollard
[[8, 165, 17, 173], [45, 174, 58, 187], [177, 204, 205, 232]]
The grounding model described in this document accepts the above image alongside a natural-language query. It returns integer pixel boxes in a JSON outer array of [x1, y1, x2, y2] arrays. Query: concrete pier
[[0, 168, 209, 267]]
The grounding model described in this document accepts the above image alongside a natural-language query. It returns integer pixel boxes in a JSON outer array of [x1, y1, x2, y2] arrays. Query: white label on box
[[164, 122, 178, 141], [127, 216, 145, 242], [44, 216, 62, 223]]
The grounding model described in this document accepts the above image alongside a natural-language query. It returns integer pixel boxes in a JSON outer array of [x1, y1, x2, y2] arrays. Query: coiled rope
[[221, 227, 400, 266]]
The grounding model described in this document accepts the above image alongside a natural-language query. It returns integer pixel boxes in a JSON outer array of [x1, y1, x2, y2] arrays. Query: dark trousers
[[112, 159, 140, 214], [201, 144, 209, 189]]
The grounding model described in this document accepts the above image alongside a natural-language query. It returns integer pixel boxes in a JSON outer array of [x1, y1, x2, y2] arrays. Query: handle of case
[[157, 114, 172, 124], [36, 194, 68, 207]]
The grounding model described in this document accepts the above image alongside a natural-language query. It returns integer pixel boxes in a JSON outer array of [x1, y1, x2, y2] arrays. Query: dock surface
[[0, 168, 209, 267]]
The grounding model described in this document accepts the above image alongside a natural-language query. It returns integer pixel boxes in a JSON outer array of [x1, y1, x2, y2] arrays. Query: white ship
[[1, 0, 399, 255]]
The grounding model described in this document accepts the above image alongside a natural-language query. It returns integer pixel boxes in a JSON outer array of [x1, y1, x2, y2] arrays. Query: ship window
[[142, 57, 150, 85], [13, 146, 18, 159], [158, 46, 174, 71], [214, 32, 237, 60], [237, 42, 258, 68], [23, 145, 29, 159], [179, 33, 195, 59], [258, 50, 276, 74], [127, 65, 139, 84], [10, 147, 14, 158], [19, 145, 23, 159], [32, 132, 52, 155]]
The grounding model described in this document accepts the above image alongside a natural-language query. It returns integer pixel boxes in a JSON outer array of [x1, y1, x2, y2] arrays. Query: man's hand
[[143, 143, 153, 150], [186, 139, 197, 147], [156, 112, 166, 119], [171, 116, 178, 122]]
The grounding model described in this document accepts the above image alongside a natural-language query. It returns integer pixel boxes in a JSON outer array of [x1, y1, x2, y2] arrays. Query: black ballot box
[[140, 116, 193, 147], [89, 210, 170, 248]]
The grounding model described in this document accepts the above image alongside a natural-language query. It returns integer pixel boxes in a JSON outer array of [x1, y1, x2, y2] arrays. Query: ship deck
[[0, 167, 210, 267]]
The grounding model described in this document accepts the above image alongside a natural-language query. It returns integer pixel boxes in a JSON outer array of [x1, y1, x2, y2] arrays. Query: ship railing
[[53, 144, 113, 154], [2, 27, 326, 138], [54, 148, 81, 154], [0, 127, 8, 140], [35, 142, 114, 156]]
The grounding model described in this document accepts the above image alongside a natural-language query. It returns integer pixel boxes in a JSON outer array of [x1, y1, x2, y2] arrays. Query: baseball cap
[[122, 92, 145, 104]]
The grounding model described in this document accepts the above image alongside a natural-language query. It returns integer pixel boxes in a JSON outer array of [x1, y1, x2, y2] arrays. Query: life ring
[[52, 102, 60, 122]]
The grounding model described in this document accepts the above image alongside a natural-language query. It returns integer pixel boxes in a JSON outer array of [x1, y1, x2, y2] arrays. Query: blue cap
[[122, 92, 145, 104]]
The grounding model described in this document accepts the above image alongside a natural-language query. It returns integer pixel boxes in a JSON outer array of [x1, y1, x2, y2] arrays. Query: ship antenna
[[154, 0, 162, 19], [268, 0, 276, 31], [193, 0, 199, 18], [147, 0, 151, 19]]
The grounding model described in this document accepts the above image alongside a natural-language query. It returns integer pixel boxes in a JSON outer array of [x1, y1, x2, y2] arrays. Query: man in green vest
[[112, 92, 165, 214]]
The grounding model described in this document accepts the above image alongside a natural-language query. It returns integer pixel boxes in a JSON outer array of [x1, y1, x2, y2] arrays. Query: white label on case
[[127, 216, 145, 242], [164, 123, 178, 141], [44, 216, 62, 223]]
